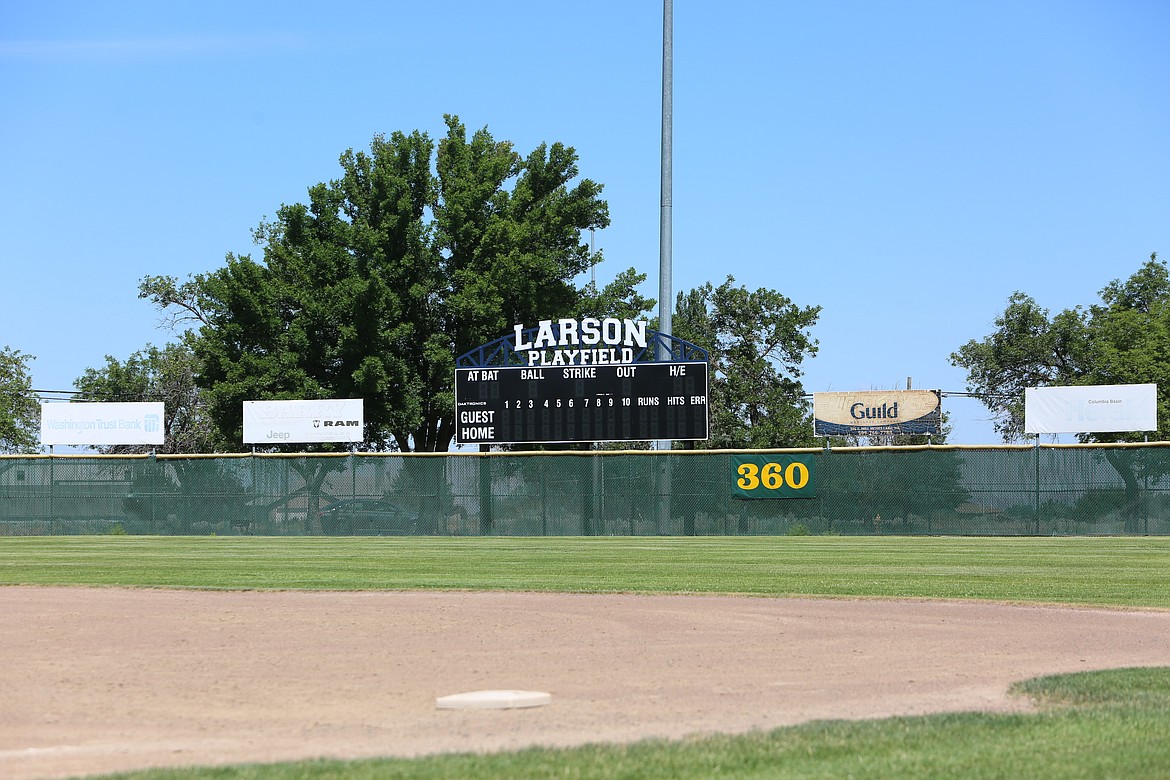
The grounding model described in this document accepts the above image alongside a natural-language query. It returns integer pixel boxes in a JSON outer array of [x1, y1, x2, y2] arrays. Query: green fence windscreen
[[1, 445, 1167, 536]]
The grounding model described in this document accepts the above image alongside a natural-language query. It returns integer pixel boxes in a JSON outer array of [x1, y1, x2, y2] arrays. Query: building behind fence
[[1, 444, 1168, 537]]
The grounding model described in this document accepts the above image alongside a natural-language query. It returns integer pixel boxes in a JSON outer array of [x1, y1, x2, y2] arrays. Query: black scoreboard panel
[[455, 362, 709, 445]]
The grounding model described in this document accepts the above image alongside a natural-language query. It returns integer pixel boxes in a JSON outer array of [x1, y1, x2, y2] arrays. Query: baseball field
[[2, 536, 1169, 779]]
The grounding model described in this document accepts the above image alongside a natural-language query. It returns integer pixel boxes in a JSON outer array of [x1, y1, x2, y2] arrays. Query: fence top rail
[[816, 441, 1170, 453], [4, 440, 1170, 461]]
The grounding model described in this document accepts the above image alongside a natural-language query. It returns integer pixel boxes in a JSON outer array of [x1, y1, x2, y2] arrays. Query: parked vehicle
[[317, 498, 430, 536]]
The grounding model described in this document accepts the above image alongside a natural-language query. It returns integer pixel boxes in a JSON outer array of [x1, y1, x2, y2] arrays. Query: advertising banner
[[813, 390, 942, 436], [41, 402, 165, 446], [1024, 384, 1157, 434], [243, 399, 364, 444]]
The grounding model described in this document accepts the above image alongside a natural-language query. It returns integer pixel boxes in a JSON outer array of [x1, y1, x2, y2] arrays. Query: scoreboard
[[455, 362, 709, 445]]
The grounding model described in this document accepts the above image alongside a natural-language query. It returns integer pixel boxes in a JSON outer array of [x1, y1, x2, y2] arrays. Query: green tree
[[575, 268, 656, 322], [75, 341, 250, 533], [951, 254, 1170, 441], [823, 408, 968, 531], [0, 346, 39, 454], [951, 253, 1170, 532], [75, 340, 226, 454], [671, 276, 821, 448], [142, 116, 640, 452]]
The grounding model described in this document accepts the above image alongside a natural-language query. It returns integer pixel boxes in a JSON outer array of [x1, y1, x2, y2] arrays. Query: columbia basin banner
[[1025, 384, 1157, 434], [813, 390, 942, 436], [243, 399, 365, 444], [41, 402, 165, 446]]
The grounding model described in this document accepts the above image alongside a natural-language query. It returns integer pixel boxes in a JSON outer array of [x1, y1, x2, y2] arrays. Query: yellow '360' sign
[[732, 455, 815, 498]]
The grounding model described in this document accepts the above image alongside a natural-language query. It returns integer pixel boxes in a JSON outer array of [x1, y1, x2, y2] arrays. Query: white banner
[[243, 399, 364, 444], [1024, 384, 1157, 434], [41, 402, 165, 446]]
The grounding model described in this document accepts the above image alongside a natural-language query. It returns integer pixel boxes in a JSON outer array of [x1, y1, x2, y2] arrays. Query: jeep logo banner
[[243, 399, 364, 444]]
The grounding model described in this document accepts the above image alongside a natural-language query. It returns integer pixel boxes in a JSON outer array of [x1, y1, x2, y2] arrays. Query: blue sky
[[2, 1, 1168, 445]]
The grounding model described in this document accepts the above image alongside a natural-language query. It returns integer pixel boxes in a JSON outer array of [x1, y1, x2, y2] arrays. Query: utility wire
[[800, 390, 1018, 401], [31, 389, 82, 396]]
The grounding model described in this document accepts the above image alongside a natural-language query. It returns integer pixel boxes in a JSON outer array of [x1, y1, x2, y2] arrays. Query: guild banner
[[813, 390, 942, 436]]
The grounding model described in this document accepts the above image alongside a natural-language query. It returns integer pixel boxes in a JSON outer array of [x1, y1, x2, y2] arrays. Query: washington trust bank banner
[[41, 402, 165, 446]]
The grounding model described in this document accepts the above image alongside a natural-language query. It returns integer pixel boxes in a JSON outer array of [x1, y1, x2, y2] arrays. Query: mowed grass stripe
[[1, 536, 1168, 607]]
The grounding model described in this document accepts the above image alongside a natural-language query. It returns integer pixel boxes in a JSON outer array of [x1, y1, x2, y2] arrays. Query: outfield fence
[[1, 444, 1169, 536]]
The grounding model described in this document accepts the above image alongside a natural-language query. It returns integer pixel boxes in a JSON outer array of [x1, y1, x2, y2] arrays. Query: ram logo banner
[[243, 399, 364, 444], [813, 390, 942, 436], [1024, 384, 1157, 434], [41, 402, 166, 446]]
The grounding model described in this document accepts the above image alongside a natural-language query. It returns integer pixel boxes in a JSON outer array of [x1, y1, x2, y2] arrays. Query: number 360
[[736, 461, 810, 491]]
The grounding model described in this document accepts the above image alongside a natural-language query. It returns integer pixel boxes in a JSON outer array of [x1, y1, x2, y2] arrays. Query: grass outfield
[[3, 536, 1169, 779], [1, 535, 1169, 607]]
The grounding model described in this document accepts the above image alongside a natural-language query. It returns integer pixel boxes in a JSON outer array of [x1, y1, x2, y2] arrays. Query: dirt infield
[[4, 587, 1170, 780]]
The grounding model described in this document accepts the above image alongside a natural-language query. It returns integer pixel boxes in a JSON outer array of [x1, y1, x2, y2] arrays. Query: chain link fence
[[1, 444, 1168, 536]]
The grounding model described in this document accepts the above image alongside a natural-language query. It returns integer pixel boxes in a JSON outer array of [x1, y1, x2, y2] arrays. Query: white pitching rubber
[[436, 689, 552, 710]]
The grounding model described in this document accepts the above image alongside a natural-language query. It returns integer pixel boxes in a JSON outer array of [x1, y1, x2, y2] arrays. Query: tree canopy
[[0, 346, 39, 454], [74, 340, 225, 454], [951, 253, 1170, 442], [671, 276, 821, 448], [143, 116, 648, 451], [952, 253, 1170, 533]]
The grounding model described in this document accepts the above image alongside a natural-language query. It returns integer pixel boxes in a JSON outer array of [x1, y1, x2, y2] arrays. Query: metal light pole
[[656, 0, 674, 535], [658, 0, 673, 446]]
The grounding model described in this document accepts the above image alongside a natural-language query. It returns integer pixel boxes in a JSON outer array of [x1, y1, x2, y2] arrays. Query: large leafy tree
[[951, 254, 1170, 532], [575, 267, 656, 322], [74, 340, 225, 454], [143, 116, 642, 452], [822, 405, 968, 528], [0, 346, 39, 454], [671, 276, 821, 448], [951, 253, 1170, 441], [75, 341, 250, 532]]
